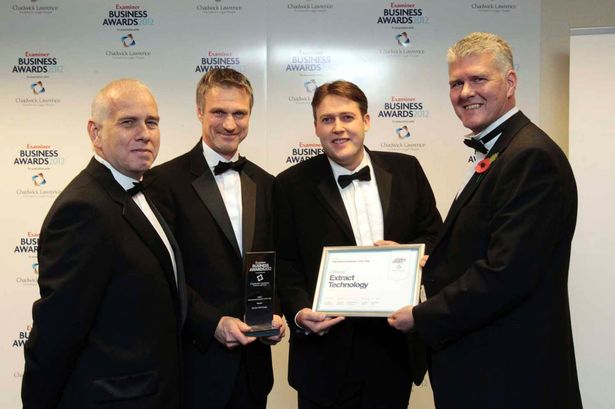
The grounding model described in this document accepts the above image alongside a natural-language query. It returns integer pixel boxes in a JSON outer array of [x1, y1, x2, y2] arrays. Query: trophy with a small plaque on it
[[244, 251, 279, 337]]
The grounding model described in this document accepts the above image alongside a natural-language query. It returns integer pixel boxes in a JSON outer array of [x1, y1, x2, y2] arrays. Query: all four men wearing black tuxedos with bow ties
[[23, 31, 583, 409]]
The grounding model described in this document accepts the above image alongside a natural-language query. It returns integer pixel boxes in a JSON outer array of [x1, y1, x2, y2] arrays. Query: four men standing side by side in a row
[[22, 31, 583, 409]]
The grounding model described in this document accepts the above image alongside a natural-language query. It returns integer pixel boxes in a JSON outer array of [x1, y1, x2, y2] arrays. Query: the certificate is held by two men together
[[312, 244, 425, 317]]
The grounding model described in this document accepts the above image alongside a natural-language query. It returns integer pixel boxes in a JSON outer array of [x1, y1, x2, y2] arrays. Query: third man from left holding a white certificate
[[275, 80, 443, 409]]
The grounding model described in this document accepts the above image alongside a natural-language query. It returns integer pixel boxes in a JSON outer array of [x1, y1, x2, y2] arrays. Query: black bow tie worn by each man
[[337, 166, 371, 189], [213, 156, 247, 175], [462, 123, 505, 154], [128, 181, 144, 196]]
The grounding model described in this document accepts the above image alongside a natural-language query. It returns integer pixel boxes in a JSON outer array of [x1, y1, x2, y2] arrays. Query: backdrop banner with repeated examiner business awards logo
[[0, 1, 540, 407]]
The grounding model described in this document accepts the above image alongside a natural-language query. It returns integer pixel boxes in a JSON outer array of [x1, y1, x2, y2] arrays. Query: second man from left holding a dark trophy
[[146, 68, 285, 409]]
